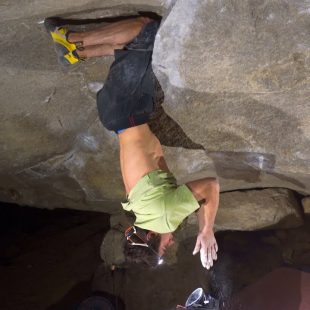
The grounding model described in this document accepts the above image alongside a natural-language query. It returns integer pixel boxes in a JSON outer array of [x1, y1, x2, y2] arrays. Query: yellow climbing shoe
[[44, 17, 83, 66]]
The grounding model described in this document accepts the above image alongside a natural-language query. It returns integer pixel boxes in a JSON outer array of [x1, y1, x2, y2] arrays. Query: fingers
[[211, 244, 217, 261], [200, 243, 219, 270], [192, 239, 201, 255], [194, 233, 219, 269], [200, 250, 208, 269], [207, 247, 213, 268], [200, 248, 211, 270], [214, 242, 218, 252]]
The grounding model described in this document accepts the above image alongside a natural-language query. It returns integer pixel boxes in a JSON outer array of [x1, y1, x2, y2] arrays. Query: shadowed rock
[[302, 197, 310, 214]]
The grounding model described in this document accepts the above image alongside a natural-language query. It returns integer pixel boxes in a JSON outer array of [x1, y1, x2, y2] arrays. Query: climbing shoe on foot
[[44, 17, 84, 66]]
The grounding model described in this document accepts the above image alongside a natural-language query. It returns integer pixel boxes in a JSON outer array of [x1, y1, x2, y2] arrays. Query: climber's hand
[[193, 229, 218, 269]]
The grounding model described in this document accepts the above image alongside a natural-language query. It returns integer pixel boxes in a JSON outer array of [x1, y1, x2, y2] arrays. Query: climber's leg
[[67, 17, 152, 48]]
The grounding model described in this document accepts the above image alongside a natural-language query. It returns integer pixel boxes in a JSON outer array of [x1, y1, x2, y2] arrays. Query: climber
[[44, 16, 219, 270]]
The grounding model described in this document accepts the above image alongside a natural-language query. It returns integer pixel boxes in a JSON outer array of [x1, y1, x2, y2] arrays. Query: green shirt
[[121, 170, 200, 233]]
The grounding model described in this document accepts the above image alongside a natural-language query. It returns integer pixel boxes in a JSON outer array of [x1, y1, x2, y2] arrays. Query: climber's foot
[[44, 17, 85, 66]]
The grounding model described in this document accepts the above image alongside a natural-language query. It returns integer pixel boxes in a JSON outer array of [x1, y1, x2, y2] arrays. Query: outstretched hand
[[193, 229, 218, 269]]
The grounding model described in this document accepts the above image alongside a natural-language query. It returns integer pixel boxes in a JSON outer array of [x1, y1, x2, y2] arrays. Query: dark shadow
[[55, 5, 164, 21], [230, 267, 303, 310], [149, 80, 204, 150], [47, 278, 125, 310], [45, 12, 162, 27], [172, 228, 306, 309], [0, 203, 110, 266], [208, 222, 310, 309], [47, 279, 92, 310], [209, 230, 284, 309]]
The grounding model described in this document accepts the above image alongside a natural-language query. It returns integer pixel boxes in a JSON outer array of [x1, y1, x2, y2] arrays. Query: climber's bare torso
[[119, 124, 169, 194]]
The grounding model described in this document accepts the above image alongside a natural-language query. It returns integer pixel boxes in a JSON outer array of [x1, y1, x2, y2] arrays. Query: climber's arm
[[186, 177, 219, 269]]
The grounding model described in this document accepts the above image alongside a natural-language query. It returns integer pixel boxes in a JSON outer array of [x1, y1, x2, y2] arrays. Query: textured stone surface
[[100, 229, 126, 265], [182, 188, 303, 236], [0, 1, 168, 212], [0, 0, 169, 21], [302, 197, 310, 214], [215, 188, 303, 231], [101, 212, 133, 266], [0, 0, 309, 241], [153, 0, 310, 195]]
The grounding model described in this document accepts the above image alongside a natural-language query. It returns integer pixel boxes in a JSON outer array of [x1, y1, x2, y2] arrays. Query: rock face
[[215, 188, 303, 231], [153, 0, 310, 195], [100, 229, 126, 266], [0, 0, 168, 212], [0, 0, 309, 234], [302, 197, 310, 214], [178, 188, 303, 243]]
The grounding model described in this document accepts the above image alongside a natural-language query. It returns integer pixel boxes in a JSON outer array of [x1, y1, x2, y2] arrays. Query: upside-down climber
[[45, 16, 219, 269]]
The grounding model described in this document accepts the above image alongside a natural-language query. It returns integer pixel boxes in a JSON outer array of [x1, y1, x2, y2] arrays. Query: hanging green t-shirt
[[121, 170, 200, 233]]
